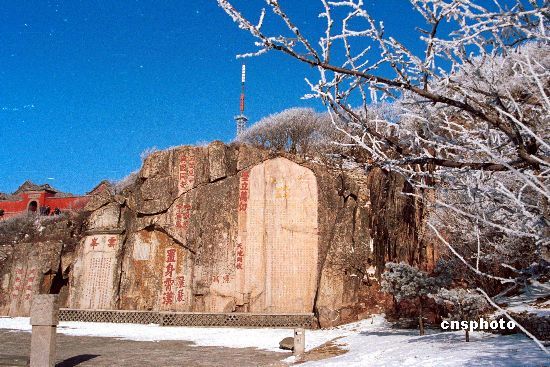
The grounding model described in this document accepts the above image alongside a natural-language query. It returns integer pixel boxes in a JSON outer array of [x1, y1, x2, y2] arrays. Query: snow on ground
[[294, 317, 550, 367], [1, 315, 548, 366], [0, 316, 294, 351], [496, 281, 550, 318]]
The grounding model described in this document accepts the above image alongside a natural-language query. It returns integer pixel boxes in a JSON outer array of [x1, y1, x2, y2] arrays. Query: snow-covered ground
[[289, 317, 550, 366], [496, 281, 550, 318], [0, 315, 547, 366]]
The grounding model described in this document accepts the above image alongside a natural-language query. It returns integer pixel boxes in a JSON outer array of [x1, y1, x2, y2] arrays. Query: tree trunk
[[418, 299, 425, 336], [465, 329, 470, 342]]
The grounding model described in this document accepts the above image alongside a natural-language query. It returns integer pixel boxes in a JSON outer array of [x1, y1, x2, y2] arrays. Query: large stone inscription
[[178, 150, 196, 196], [161, 246, 192, 311], [69, 234, 120, 309], [240, 157, 319, 313], [120, 230, 194, 312]]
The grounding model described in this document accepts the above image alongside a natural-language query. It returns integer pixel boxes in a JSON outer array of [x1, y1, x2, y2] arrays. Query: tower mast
[[235, 64, 248, 138]]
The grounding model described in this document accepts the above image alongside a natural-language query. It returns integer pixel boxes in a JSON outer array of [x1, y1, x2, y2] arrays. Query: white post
[[293, 328, 305, 358]]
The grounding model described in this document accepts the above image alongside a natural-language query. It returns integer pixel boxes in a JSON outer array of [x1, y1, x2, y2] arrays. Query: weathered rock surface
[[279, 337, 294, 351], [0, 214, 86, 316], [1, 142, 428, 327]]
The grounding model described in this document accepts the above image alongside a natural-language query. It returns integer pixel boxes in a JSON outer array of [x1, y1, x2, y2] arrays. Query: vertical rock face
[[116, 152, 320, 314], [0, 213, 86, 316], [3, 242, 62, 316], [1, 142, 428, 328]]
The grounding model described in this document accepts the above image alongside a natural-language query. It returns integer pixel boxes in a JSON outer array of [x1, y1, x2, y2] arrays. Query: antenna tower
[[235, 64, 248, 138]]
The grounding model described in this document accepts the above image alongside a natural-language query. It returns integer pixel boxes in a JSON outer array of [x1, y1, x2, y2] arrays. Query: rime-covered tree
[[433, 288, 488, 342], [218, 0, 549, 351], [381, 262, 441, 335], [238, 107, 353, 157], [238, 108, 320, 154]]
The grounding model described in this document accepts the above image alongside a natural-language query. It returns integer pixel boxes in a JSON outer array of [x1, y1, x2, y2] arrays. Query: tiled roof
[[13, 180, 59, 195]]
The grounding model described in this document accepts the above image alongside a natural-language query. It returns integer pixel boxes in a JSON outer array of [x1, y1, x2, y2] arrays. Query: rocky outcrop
[[1, 142, 428, 327], [0, 213, 86, 316]]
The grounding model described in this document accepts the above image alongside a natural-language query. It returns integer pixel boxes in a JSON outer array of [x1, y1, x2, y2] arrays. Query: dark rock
[[279, 337, 294, 351]]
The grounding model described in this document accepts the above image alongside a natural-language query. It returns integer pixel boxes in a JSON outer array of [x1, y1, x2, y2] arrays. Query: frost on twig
[[219, 0, 549, 348]]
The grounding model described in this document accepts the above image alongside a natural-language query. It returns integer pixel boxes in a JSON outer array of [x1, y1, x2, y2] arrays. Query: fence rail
[[59, 309, 315, 329]]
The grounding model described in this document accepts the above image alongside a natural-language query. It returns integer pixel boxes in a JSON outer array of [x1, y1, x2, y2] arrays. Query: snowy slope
[[294, 317, 549, 366], [0, 316, 547, 366]]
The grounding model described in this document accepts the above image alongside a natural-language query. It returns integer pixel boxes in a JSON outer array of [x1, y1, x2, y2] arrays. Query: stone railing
[[59, 309, 316, 329]]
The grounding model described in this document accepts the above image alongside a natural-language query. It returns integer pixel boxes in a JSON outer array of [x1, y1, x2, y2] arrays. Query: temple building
[[0, 180, 100, 219]]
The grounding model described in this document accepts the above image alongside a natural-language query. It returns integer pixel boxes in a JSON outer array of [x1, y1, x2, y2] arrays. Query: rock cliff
[[1, 142, 431, 327]]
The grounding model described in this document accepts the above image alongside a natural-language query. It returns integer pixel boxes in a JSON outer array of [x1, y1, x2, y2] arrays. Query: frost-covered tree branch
[[218, 0, 549, 350]]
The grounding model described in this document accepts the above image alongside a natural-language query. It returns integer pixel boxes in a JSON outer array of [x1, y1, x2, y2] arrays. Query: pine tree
[[434, 288, 488, 342], [381, 262, 440, 335]]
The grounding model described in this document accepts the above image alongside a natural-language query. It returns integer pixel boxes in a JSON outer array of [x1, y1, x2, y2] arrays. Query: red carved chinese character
[[162, 292, 174, 305], [236, 262, 243, 270], [212, 275, 220, 283], [239, 203, 247, 212], [163, 278, 175, 291], [107, 237, 117, 247], [240, 181, 248, 191], [239, 190, 248, 201], [223, 274, 230, 283], [176, 276, 185, 288], [177, 289, 185, 302], [237, 249, 245, 257], [90, 237, 99, 249], [241, 171, 249, 180], [166, 248, 177, 263], [165, 263, 175, 277]]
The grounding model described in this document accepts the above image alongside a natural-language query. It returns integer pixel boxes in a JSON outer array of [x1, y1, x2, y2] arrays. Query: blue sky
[[0, 0, 426, 194]]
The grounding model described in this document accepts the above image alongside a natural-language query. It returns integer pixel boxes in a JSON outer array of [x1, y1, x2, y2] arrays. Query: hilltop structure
[[0, 180, 107, 219]]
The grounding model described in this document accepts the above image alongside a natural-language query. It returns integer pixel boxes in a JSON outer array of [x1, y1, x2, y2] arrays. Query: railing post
[[293, 328, 305, 358], [30, 294, 59, 367]]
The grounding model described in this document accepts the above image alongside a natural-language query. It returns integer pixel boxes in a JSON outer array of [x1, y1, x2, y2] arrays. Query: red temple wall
[[0, 193, 90, 219]]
